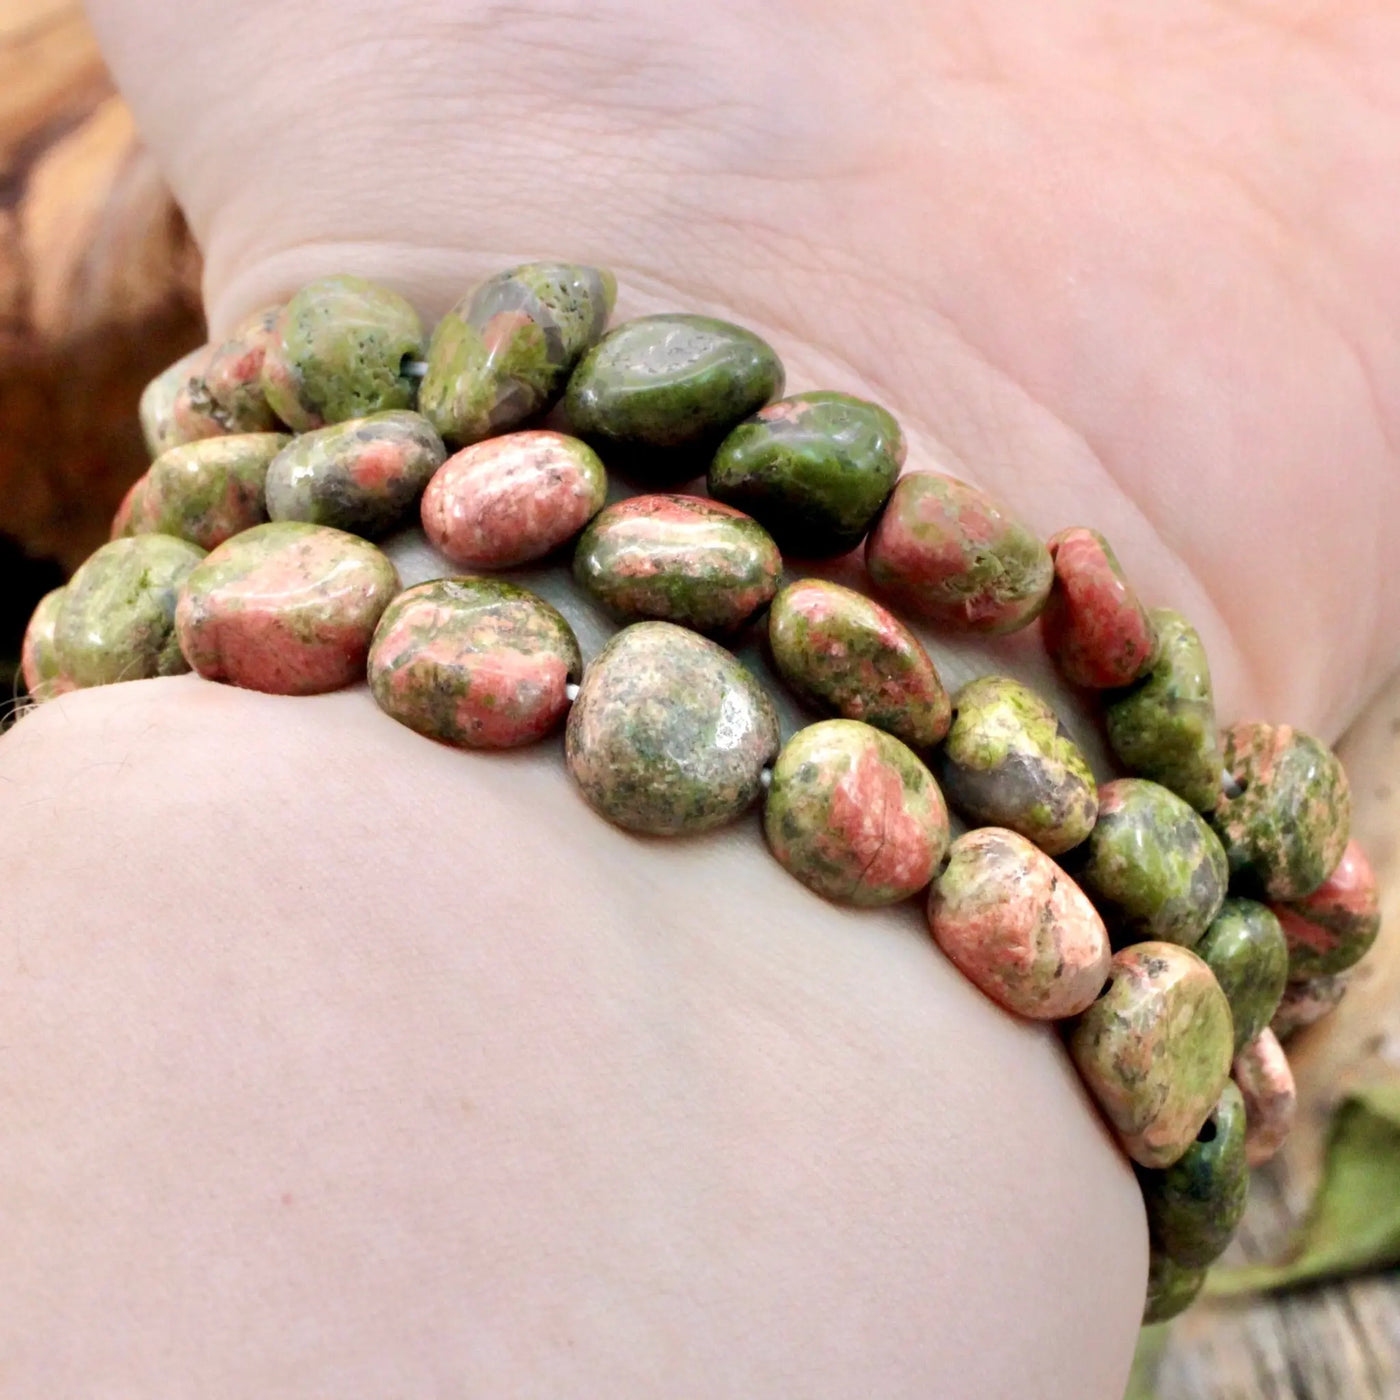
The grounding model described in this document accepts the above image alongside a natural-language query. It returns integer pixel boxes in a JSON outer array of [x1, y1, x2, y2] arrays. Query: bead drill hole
[[1196, 1118, 1218, 1144], [1096, 978, 1114, 1001]]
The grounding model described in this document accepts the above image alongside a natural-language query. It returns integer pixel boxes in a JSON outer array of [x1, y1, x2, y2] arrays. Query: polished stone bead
[[1196, 898, 1289, 1053], [1075, 779, 1228, 948], [928, 827, 1110, 1019], [419, 262, 615, 446], [56, 535, 205, 688], [176, 522, 399, 695], [564, 314, 784, 482], [1143, 1252, 1207, 1325], [260, 276, 425, 431], [765, 720, 949, 907], [267, 411, 445, 539], [20, 586, 74, 703], [1212, 722, 1351, 901], [141, 433, 290, 550], [1069, 942, 1234, 1169], [1138, 1079, 1248, 1269], [1105, 609, 1221, 812], [369, 578, 580, 748], [864, 472, 1053, 634], [110, 475, 150, 539], [566, 621, 780, 835], [1042, 527, 1156, 688], [707, 391, 904, 556], [421, 430, 607, 568], [1271, 972, 1350, 1040], [574, 494, 781, 634], [1233, 1027, 1296, 1167], [767, 579, 951, 749], [173, 305, 282, 439], [1273, 838, 1380, 979], [938, 676, 1097, 855], [140, 345, 213, 457]]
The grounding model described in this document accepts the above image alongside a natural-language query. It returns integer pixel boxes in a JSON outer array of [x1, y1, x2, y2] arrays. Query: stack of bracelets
[[20, 264, 1382, 1327]]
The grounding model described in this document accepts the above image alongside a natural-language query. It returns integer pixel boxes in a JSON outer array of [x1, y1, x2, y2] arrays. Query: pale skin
[[3, 1, 1399, 1394]]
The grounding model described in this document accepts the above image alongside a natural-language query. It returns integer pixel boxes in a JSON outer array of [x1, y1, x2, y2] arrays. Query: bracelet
[[21, 264, 1382, 1327]]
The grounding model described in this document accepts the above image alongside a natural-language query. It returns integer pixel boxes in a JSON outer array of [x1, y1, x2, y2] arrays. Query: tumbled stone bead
[[1076, 779, 1227, 948], [564, 314, 784, 481], [928, 827, 1110, 1019], [1272, 838, 1379, 979], [707, 391, 904, 556], [574, 495, 781, 634], [173, 305, 282, 439], [1138, 1079, 1248, 1270], [176, 522, 399, 695], [1069, 942, 1234, 1169], [1143, 1252, 1207, 1325], [142, 433, 290, 550], [369, 578, 580, 748], [1271, 973, 1350, 1040], [419, 262, 615, 446], [140, 345, 213, 457], [20, 586, 74, 702], [865, 472, 1053, 634], [566, 621, 780, 835], [1105, 609, 1221, 812], [267, 411, 445, 539], [421, 430, 607, 568], [765, 720, 949, 907], [937, 676, 1097, 855], [55, 535, 205, 688], [1212, 722, 1351, 901], [1233, 1027, 1297, 1167], [110, 475, 150, 539], [260, 276, 425, 431], [1195, 897, 1289, 1054], [1042, 527, 1156, 688], [767, 579, 951, 749]]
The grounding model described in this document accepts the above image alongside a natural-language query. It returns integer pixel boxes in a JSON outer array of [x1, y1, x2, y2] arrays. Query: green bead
[[1196, 898, 1289, 1053], [143, 432, 290, 550], [419, 262, 615, 445], [140, 345, 212, 458], [20, 586, 71, 702], [261, 275, 425, 431], [1143, 1252, 1207, 1324], [55, 535, 206, 687], [1075, 778, 1229, 948], [938, 676, 1097, 855], [707, 391, 903, 556], [564, 314, 784, 482], [1106, 609, 1222, 812], [1138, 1080, 1249, 1269]]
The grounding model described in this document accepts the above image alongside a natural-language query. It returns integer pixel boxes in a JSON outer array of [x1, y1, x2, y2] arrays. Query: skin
[[16, 1, 1400, 1394]]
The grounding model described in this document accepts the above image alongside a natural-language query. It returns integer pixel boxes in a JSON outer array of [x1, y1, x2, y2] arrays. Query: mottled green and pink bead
[[141, 432, 289, 549], [1233, 1027, 1296, 1167], [173, 305, 282, 439], [140, 345, 213, 456], [1195, 898, 1289, 1053], [20, 586, 74, 702], [1272, 838, 1380, 978], [1272, 973, 1350, 1039]]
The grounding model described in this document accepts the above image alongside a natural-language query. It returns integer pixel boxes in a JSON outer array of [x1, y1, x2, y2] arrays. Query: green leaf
[[1208, 1075, 1400, 1296], [1123, 1324, 1169, 1400]]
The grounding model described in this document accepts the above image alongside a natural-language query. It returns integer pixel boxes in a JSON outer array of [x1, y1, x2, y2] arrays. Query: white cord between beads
[[760, 768, 773, 790], [402, 359, 429, 380], [565, 682, 580, 703]]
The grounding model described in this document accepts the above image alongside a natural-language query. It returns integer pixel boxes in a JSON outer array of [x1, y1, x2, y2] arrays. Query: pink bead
[[1233, 1028, 1297, 1167]]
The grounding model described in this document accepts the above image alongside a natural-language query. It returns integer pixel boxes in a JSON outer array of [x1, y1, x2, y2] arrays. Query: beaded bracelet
[[21, 264, 1383, 1327]]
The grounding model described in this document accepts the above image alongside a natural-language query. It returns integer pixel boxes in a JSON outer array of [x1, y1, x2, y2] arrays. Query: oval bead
[[56, 535, 205, 688], [1196, 898, 1289, 1053], [110, 474, 150, 539], [566, 621, 780, 835], [419, 262, 615, 446], [765, 720, 949, 907], [767, 579, 951, 749], [142, 432, 290, 549], [573, 494, 781, 634], [1076, 778, 1229, 948], [267, 411, 446, 539], [140, 345, 213, 457], [865, 472, 1053, 634], [1272, 838, 1380, 978], [928, 827, 1110, 1019], [1138, 1079, 1249, 1269], [707, 391, 903, 556], [369, 578, 580, 748], [176, 522, 399, 695], [1212, 722, 1351, 901], [1271, 973, 1350, 1040], [20, 586, 74, 703], [260, 275, 425, 431], [173, 305, 282, 439], [1233, 1027, 1297, 1167], [421, 430, 607, 568], [564, 314, 785, 482], [938, 676, 1097, 855], [1144, 1253, 1207, 1325], [1105, 609, 1222, 812], [1069, 942, 1234, 1169], [1042, 527, 1156, 688]]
